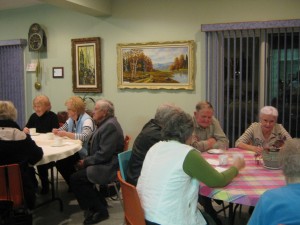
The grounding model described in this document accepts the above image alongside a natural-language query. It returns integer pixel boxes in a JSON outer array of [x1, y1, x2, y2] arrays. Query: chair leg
[[112, 182, 124, 209]]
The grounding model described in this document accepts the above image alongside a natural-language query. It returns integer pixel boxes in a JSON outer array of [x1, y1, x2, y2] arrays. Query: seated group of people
[[0, 96, 124, 225], [1, 96, 299, 225], [126, 101, 299, 225]]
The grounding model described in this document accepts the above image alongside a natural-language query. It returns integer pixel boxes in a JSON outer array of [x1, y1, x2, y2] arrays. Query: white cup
[[219, 154, 228, 166], [233, 153, 244, 160], [46, 132, 54, 140], [53, 137, 63, 146], [29, 128, 36, 134]]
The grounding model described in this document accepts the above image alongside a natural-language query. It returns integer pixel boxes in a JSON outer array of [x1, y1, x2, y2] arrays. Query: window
[[202, 20, 300, 146]]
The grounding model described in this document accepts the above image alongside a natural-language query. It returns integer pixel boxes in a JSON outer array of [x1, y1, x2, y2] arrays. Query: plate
[[207, 149, 224, 154], [30, 133, 40, 136], [263, 165, 280, 170]]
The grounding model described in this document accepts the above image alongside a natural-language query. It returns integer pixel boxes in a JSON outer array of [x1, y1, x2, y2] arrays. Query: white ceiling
[[0, 0, 112, 17], [0, 0, 42, 11]]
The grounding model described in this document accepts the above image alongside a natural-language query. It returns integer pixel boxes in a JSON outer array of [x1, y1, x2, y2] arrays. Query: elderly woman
[[248, 138, 300, 225], [235, 106, 292, 154], [0, 101, 43, 209], [54, 96, 95, 189], [23, 95, 59, 194], [53, 96, 95, 157], [137, 108, 245, 225]]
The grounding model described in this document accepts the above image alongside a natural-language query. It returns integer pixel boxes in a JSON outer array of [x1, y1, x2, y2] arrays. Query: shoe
[[84, 209, 93, 219], [83, 210, 109, 225]]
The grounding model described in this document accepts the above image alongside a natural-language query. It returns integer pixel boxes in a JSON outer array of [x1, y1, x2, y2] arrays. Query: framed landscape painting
[[117, 40, 195, 90], [72, 37, 102, 93]]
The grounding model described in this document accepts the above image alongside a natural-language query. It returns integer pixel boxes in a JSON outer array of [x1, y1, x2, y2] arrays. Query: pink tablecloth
[[199, 148, 285, 206]]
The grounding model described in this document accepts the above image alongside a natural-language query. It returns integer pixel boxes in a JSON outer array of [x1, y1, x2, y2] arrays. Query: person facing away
[[126, 103, 182, 186], [54, 96, 95, 188], [191, 101, 229, 152], [70, 99, 124, 225], [235, 106, 292, 154], [0, 100, 43, 209], [248, 138, 300, 225], [137, 108, 245, 225], [23, 95, 59, 195]]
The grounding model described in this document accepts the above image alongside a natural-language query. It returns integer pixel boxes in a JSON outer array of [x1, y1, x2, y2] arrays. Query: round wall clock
[[28, 23, 47, 52]]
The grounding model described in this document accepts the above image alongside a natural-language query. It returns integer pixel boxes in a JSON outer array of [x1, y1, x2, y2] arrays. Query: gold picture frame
[[117, 40, 195, 90], [72, 37, 102, 93]]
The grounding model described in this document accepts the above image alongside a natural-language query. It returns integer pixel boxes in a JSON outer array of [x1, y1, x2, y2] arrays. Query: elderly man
[[192, 101, 229, 225], [191, 101, 229, 152], [126, 103, 181, 186], [248, 138, 300, 225], [70, 99, 124, 225]]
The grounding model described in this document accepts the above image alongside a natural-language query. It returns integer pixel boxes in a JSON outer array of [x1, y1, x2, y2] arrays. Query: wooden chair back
[[117, 171, 146, 225], [0, 164, 25, 209]]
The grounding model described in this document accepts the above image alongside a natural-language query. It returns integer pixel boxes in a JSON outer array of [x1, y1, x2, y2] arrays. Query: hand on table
[[233, 157, 245, 171], [207, 137, 217, 149], [252, 146, 263, 154], [23, 127, 30, 134]]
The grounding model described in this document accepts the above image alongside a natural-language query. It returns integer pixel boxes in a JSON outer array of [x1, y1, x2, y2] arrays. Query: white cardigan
[[137, 140, 206, 225]]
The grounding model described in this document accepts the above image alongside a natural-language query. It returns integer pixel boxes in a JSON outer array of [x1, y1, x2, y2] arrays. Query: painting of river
[[117, 41, 195, 90]]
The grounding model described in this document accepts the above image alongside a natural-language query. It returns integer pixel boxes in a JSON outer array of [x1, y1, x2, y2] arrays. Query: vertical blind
[[0, 39, 27, 127], [202, 20, 300, 146]]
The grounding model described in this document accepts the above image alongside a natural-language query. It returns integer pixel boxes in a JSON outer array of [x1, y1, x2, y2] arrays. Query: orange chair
[[117, 171, 146, 225], [123, 135, 131, 151], [0, 164, 25, 209]]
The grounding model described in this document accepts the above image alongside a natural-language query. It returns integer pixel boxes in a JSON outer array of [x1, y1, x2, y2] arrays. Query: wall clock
[[28, 23, 47, 52]]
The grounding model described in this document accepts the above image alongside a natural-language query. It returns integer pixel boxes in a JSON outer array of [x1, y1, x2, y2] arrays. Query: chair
[[118, 150, 132, 181], [123, 135, 131, 151], [0, 164, 24, 209], [117, 171, 146, 225]]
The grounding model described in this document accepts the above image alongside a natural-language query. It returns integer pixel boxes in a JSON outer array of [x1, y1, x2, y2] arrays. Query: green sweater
[[183, 149, 238, 187]]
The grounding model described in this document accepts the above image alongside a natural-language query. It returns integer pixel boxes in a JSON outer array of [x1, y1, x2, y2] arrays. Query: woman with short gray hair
[[235, 105, 291, 154], [248, 138, 300, 225]]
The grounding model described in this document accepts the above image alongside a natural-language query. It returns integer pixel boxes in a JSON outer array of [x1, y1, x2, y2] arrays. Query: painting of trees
[[117, 41, 194, 90]]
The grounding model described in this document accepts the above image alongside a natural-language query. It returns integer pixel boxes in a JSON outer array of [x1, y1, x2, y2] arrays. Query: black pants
[[70, 168, 107, 212], [37, 164, 50, 189], [198, 195, 223, 225], [55, 153, 80, 186]]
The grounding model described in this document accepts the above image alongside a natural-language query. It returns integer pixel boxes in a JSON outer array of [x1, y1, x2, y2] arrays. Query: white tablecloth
[[31, 133, 82, 165]]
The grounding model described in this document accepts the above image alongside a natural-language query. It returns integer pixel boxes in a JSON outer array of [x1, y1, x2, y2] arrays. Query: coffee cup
[[219, 154, 228, 166], [53, 137, 63, 146], [233, 153, 244, 160], [29, 128, 36, 134], [46, 132, 54, 140]]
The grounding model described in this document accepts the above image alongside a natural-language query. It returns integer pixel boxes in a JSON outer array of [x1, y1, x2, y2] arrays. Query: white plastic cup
[[46, 132, 54, 140], [29, 128, 36, 134], [218, 154, 228, 166], [233, 153, 244, 160], [53, 137, 63, 146]]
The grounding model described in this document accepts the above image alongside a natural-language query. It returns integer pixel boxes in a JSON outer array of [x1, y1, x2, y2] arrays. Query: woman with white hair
[[235, 106, 291, 154], [248, 138, 300, 225]]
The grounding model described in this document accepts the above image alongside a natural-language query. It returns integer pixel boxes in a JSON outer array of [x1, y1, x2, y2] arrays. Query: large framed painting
[[72, 37, 102, 93], [117, 40, 195, 90]]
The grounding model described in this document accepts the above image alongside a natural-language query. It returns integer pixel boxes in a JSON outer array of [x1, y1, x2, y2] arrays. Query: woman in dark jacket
[[0, 101, 43, 209]]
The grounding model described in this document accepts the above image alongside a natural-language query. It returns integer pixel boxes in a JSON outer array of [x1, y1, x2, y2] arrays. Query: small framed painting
[[53, 67, 64, 78]]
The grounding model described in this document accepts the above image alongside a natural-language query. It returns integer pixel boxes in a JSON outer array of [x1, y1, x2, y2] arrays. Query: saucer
[[207, 149, 225, 154]]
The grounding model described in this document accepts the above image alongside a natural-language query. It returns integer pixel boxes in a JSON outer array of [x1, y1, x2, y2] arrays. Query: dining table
[[31, 133, 82, 211], [199, 148, 286, 225]]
